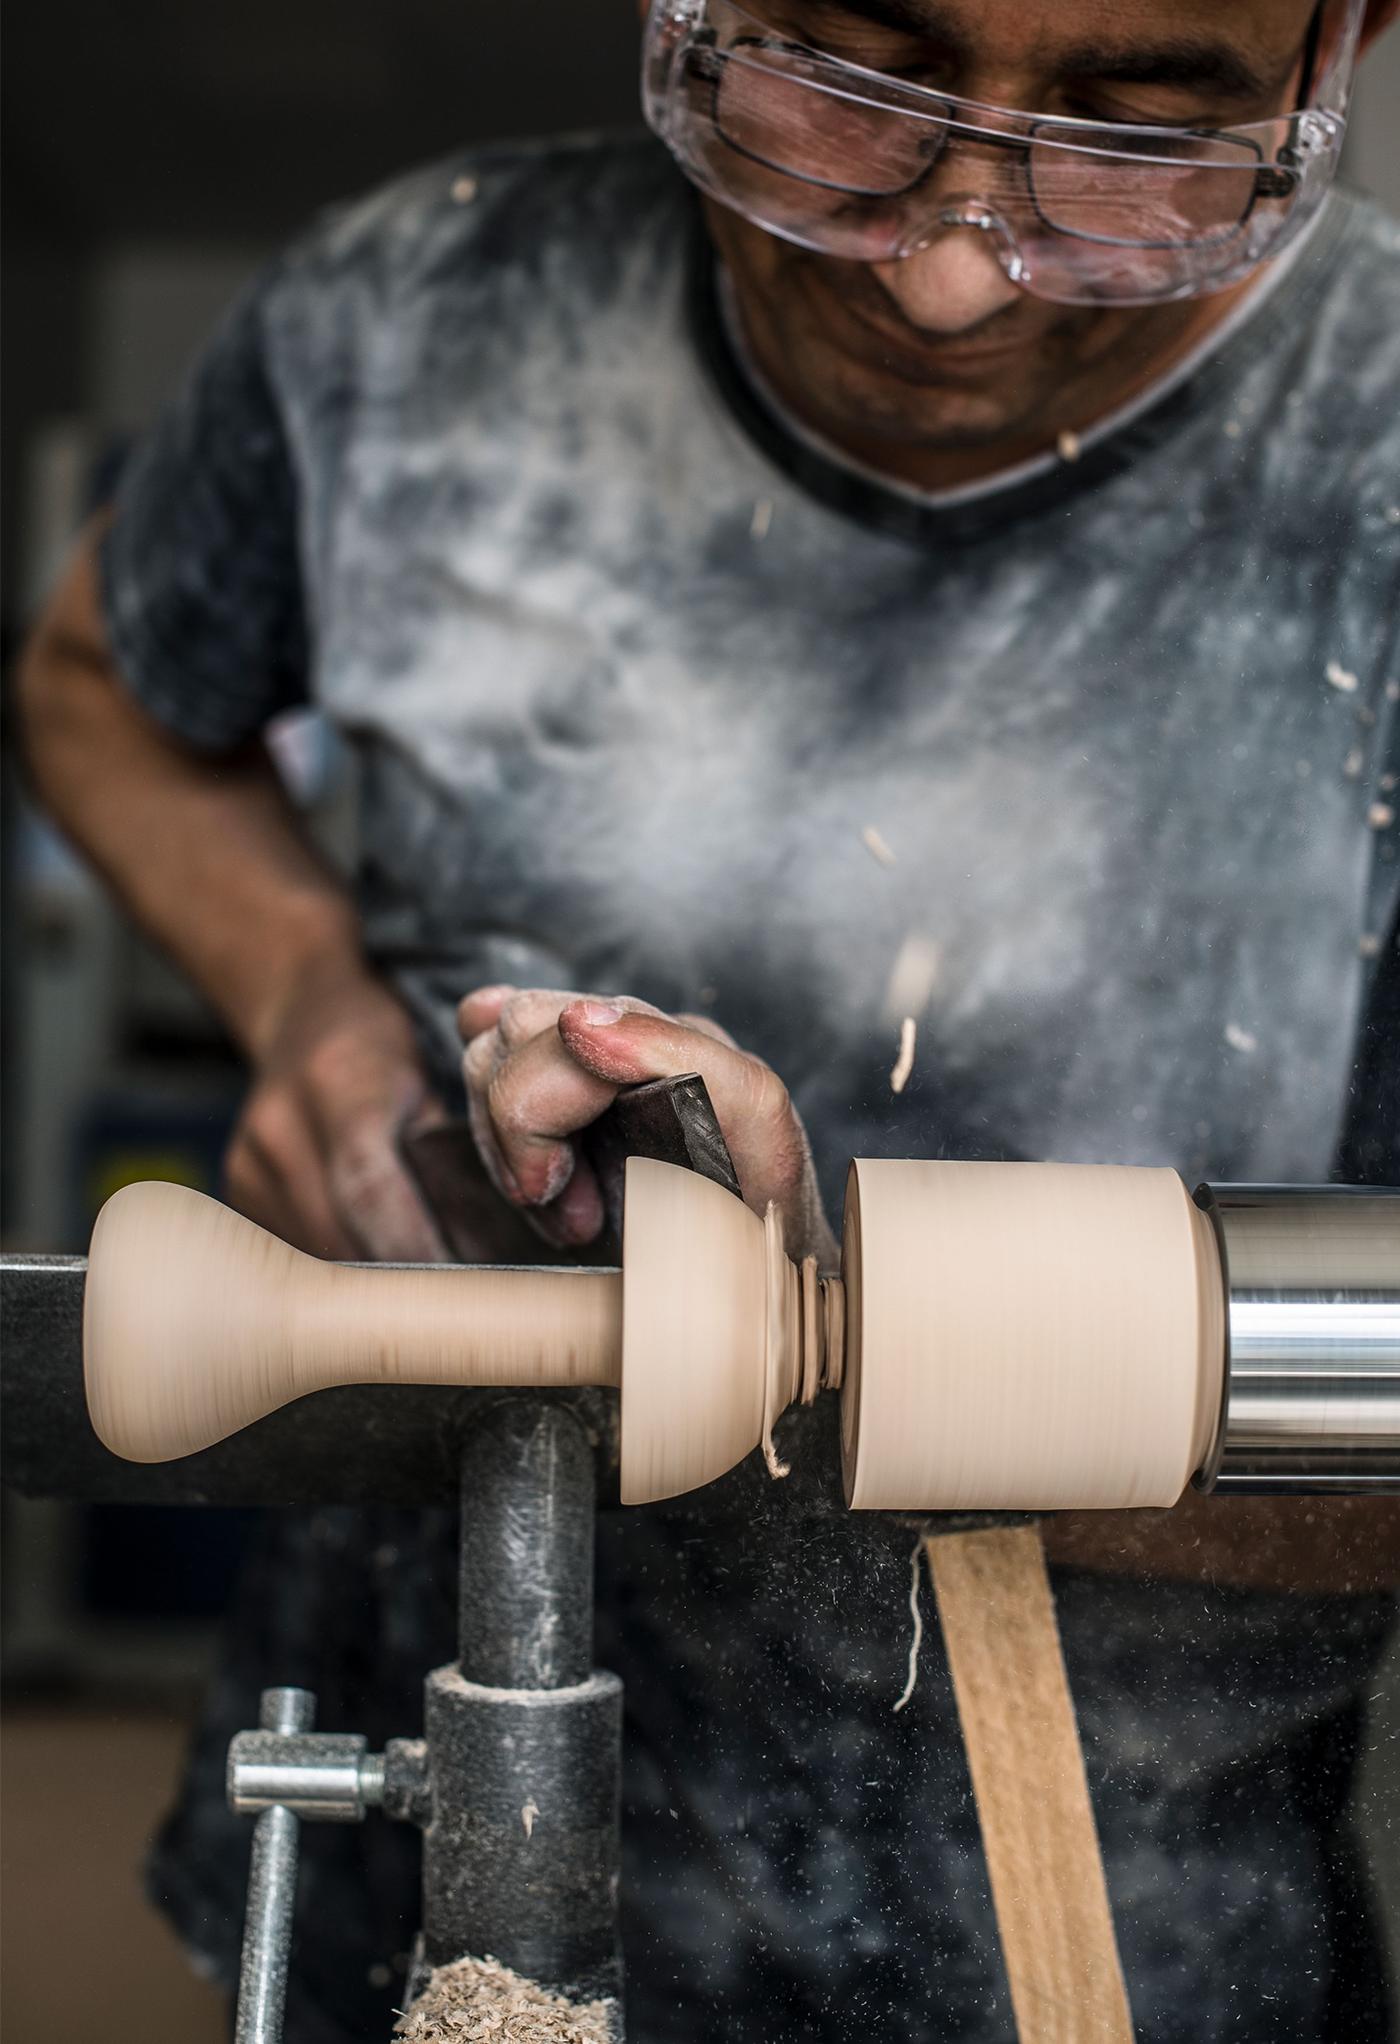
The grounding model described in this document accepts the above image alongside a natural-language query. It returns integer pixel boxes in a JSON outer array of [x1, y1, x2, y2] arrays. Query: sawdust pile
[[394, 1955, 614, 2043]]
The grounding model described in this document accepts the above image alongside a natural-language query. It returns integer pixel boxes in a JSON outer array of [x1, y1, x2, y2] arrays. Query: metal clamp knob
[[228, 1727, 385, 1823]]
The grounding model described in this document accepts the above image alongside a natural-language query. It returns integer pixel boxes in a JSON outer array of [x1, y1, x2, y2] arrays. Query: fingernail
[[574, 1000, 625, 1026], [537, 1145, 576, 1205]]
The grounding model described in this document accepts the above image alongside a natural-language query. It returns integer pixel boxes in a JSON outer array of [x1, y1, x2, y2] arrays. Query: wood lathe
[[5, 1079, 1394, 2044], [85, 1145, 1400, 1505]]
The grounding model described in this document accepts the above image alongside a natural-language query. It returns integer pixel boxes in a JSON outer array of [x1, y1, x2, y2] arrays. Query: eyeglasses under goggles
[[642, 0, 1364, 304]]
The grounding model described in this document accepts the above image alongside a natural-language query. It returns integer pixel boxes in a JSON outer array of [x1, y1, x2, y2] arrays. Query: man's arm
[[17, 522, 446, 1262]]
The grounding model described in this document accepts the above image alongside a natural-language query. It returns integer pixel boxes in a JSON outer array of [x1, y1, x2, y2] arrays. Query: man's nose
[[871, 227, 1022, 336]]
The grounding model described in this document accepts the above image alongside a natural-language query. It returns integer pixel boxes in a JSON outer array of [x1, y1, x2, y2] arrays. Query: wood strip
[[926, 1525, 1134, 2044]]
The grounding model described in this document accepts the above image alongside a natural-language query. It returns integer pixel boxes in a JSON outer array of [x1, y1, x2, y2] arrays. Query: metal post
[[234, 1687, 315, 2044], [458, 1398, 596, 1687], [421, 1400, 624, 2008]]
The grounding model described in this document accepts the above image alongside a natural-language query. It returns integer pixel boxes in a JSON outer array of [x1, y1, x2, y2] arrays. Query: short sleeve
[[100, 263, 310, 751]]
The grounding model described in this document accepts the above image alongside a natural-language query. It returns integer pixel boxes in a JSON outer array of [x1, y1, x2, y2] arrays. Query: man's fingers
[[461, 995, 665, 1205], [513, 1162, 607, 1251], [403, 1091, 451, 1140], [463, 1067, 606, 1248], [559, 1003, 837, 1260], [494, 989, 585, 1051], [547, 1163, 606, 1247], [327, 1115, 449, 1263], [558, 1001, 776, 1107], [556, 1002, 807, 1215], [457, 984, 518, 1043], [225, 1121, 357, 1261], [299, 1053, 452, 1262], [457, 987, 827, 1254], [674, 1011, 739, 1048], [458, 985, 667, 1053], [482, 1028, 619, 1204], [230, 1077, 360, 1258], [460, 991, 676, 1243]]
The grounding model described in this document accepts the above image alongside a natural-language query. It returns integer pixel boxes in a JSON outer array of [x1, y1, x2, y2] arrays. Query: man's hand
[[226, 963, 448, 1262], [19, 525, 448, 1267], [458, 985, 838, 1265]]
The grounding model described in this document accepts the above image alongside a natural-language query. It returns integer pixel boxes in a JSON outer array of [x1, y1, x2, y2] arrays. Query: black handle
[[582, 1073, 741, 1243]]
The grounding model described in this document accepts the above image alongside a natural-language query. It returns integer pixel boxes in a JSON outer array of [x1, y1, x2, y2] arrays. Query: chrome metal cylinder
[[1194, 1184, 1400, 1493], [228, 1729, 383, 1823]]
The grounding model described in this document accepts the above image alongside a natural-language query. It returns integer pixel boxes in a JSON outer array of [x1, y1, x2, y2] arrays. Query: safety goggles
[[642, 0, 1364, 304]]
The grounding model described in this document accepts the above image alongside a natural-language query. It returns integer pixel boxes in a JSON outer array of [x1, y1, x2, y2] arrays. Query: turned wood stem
[[292, 1264, 623, 1395]]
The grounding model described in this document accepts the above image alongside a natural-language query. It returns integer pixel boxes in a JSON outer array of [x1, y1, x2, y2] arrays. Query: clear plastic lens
[[709, 45, 946, 198], [646, 0, 1359, 303], [1028, 128, 1264, 250]]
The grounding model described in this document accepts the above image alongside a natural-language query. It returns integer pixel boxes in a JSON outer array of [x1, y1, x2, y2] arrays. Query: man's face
[[704, 0, 1321, 456]]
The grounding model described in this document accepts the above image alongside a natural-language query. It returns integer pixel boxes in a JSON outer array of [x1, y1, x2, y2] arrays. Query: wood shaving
[[892, 1537, 925, 1712], [1368, 802, 1395, 830], [882, 933, 940, 1023], [394, 1955, 613, 2043], [890, 1015, 917, 1094], [521, 1798, 539, 1840], [1325, 659, 1359, 694], [1224, 1022, 1258, 1055], [451, 175, 479, 205], [1057, 429, 1081, 461], [861, 823, 897, 868], [749, 497, 773, 540]]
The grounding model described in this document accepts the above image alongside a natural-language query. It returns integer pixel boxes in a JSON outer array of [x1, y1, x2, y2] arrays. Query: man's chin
[[810, 363, 1043, 456]]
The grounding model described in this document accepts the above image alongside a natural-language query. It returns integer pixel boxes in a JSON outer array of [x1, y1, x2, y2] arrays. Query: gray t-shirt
[[104, 134, 1398, 2042]]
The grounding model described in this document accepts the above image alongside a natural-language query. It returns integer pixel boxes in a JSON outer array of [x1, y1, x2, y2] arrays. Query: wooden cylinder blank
[[840, 1160, 1223, 1511]]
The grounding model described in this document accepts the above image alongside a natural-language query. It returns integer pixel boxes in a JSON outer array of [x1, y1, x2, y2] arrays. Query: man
[[19, 0, 1400, 2036]]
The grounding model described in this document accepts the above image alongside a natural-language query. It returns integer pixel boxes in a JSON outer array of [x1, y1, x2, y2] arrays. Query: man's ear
[[1361, 0, 1400, 53]]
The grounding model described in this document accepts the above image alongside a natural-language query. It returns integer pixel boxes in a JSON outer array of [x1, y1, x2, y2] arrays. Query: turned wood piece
[[85, 1157, 1227, 1509], [83, 1160, 803, 1506]]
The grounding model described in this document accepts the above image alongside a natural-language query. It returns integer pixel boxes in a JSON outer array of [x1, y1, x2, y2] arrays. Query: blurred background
[[3, 9, 1400, 2040]]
